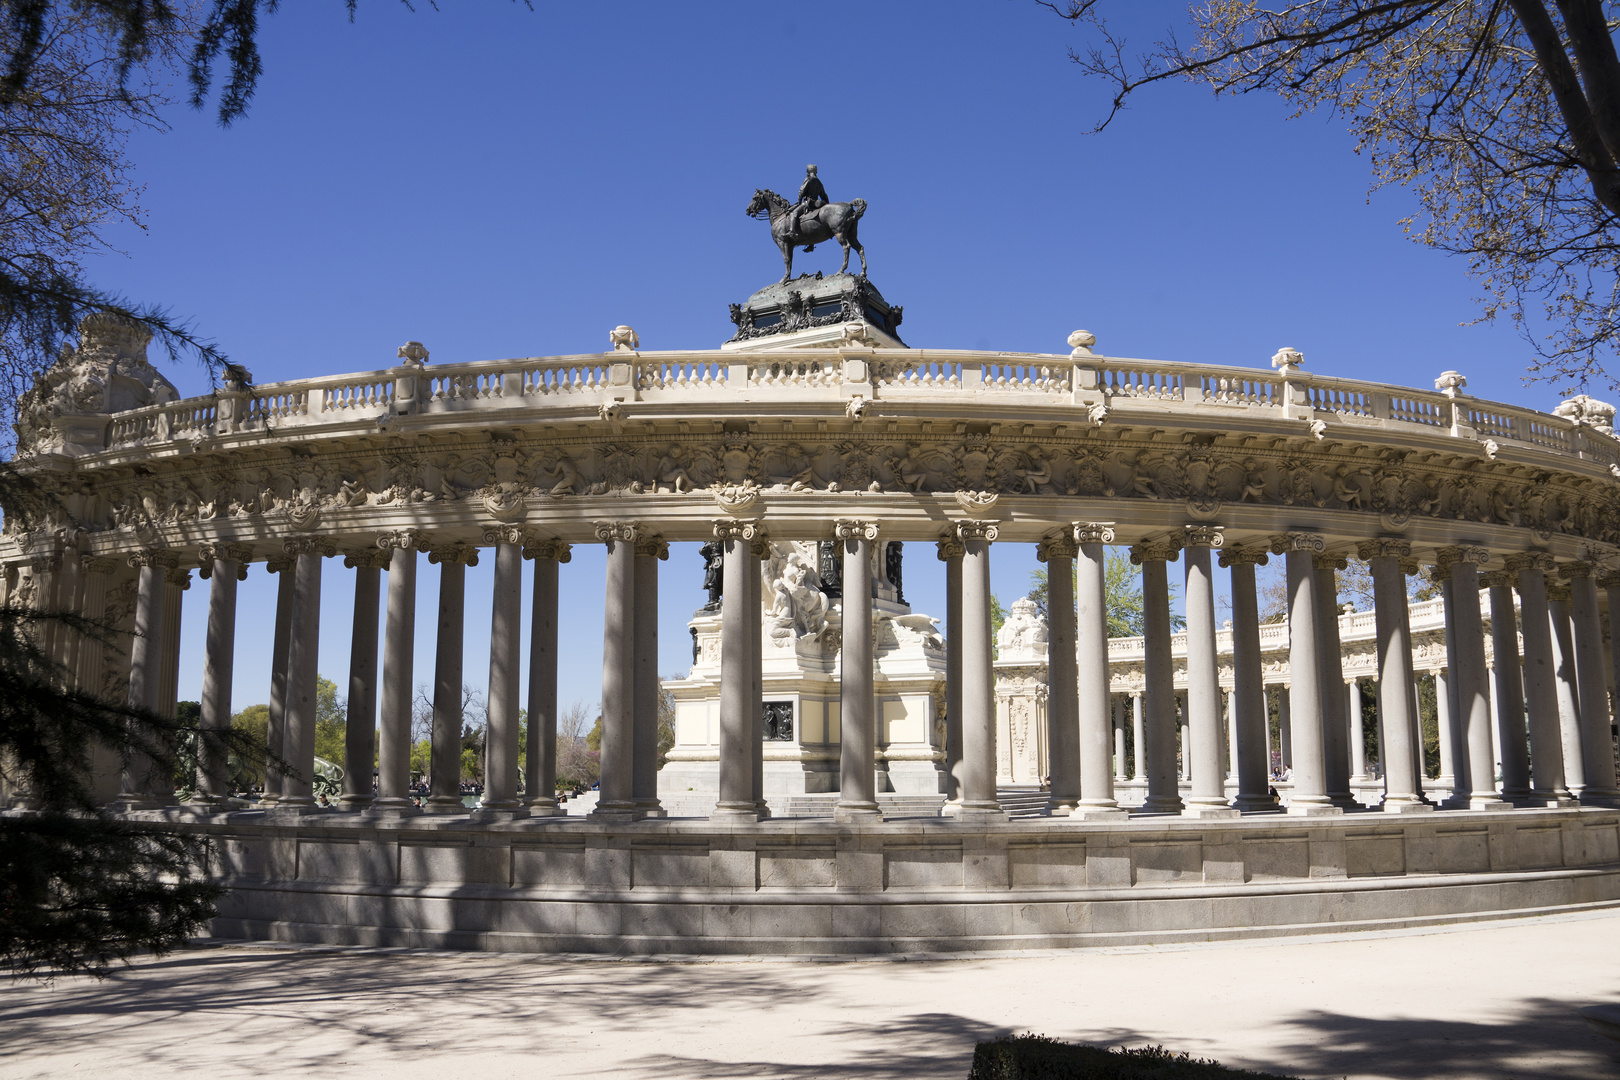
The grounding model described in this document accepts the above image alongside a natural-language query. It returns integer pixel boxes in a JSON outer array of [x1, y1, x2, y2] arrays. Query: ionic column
[[1604, 567, 1620, 774], [1562, 561, 1620, 806], [591, 522, 638, 822], [425, 543, 477, 814], [1224, 547, 1270, 811], [1072, 522, 1123, 818], [73, 556, 117, 700], [1271, 532, 1340, 815], [1131, 692, 1145, 781], [278, 538, 331, 809], [1183, 526, 1235, 818], [194, 543, 251, 806], [954, 519, 1005, 820], [633, 534, 668, 819], [835, 520, 882, 821], [477, 526, 528, 817], [1437, 547, 1508, 810], [340, 549, 387, 810], [1226, 692, 1238, 780], [1359, 538, 1429, 812], [1314, 552, 1355, 809], [1548, 581, 1586, 794], [937, 536, 965, 806], [1278, 686, 1292, 771], [1483, 570, 1532, 805], [1133, 536, 1184, 813], [156, 566, 188, 730], [260, 556, 295, 807], [523, 538, 570, 816], [1040, 531, 1080, 815], [711, 520, 761, 822], [373, 532, 420, 814], [1348, 680, 1366, 782], [1508, 552, 1573, 805], [1179, 699, 1191, 781], [113, 550, 178, 810], [1113, 698, 1128, 782]]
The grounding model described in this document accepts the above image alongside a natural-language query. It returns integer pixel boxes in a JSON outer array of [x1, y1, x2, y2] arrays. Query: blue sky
[[83, 2, 1557, 717]]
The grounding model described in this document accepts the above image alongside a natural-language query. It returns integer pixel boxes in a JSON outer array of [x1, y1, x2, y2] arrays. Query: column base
[[338, 796, 375, 811], [1232, 794, 1281, 812], [754, 802, 773, 821], [709, 805, 765, 824], [1181, 804, 1241, 820], [1522, 793, 1580, 808], [634, 805, 669, 820], [947, 803, 1008, 823], [1328, 794, 1361, 810], [1045, 797, 1080, 816], [588, 799, 638, 823], [1469, 796, 1514, 811], [1286, 802, 1345, 817], [1379, 797, 1435, 814], [1069, 803, 1127, 820], [1577, 791, 1620, 808], [467, 807, 530, 822], [834, 803, 883, 823], [423, 797, 466, 814], [366, 798, 422, 817], [1140, 795, 1185, 814]]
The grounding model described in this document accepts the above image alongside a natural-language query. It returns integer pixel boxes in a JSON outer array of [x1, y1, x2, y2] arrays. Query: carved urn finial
[[1434, 370, 1468, 397], [396, 341, 430, 366], [1270, 346, 1304, 373], [610, 325, 640, 352], [1067, 329, 1096, 357]]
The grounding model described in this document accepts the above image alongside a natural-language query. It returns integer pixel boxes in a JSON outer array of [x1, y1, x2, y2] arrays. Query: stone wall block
[[1085, 835, 1132, 886], [885, 844, 965, 889], [1307, 834, 1349, 880], [1243, 836, 1308, 881], [584, 840, 632, 888], [1345, 834, 1405, 877], [834, 848, 883, 890], [631, 844, 712, 888], [962, 837, 1011, 890], [1009, 842, 1086, 888], [758, 847, 836, 888], [512, 842, 588, 887], [708, 848, 757, 890], [1432, 827, 1491, 874], [1200, 841, 1245, 884]]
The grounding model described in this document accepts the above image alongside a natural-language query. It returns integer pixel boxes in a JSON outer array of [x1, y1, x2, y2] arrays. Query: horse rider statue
[[788, 164, 828, 250]]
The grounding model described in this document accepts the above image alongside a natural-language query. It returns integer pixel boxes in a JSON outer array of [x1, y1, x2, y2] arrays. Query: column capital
[[1129, 536, 1181, 564], [1072, 522, 1116, 545], [1480, 569, 1516, 589], [163, 567, 192, 590], [343, 548, 392, 570], [83, 555, 119, 576], [1036, 533, 1078, 561], [635, 536, 670, 560], [748, 536, 772, 559], [482, 524, 529, 547], [1547, 580, 1573, 602], [1503, 550, 1556, 574], [935, 534, 965, 561], [1599, 568, 1620, 588], [1268, 531, 1324, 555], [198, 542, 253, 579], [1183, 525, 1225, 550], [1556, 559, 1594, 581], [1399, 557, 1422, 576], [1217, 545, 1269, 568], [711, 518, 759, 542], [834, 519, 880, 541], [376, 529, 422, 552], [1435, 545, 1491, 575], [128, 549, 180, 571], [956, 519, 1000, 542], [283, 537, 337, 558], [1356, 536, 1411, 561], [594, 521, 638, 544], [1312, 551, 1348, 571], [522, 537, 572, 563], [266, 555, 295, 574], [427, 543, 480, 566]]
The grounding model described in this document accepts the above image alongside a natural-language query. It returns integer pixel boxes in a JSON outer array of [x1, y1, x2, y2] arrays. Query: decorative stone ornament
[[1271, 347, 1304, 373], [1184, 525, 1224, 549], [1434, 370, 1468, 397], [1072, 522, 1116, 545], [955, 519, 999, 542], [1067, 329, 1096, 357], [1269, 532, 1326, 555], [521, 537, 571, 562], [609, 325, 640, 353], [833, 519, 879, 541], [396, 341, 429, 366], [996, 595, 1048, 661], [1554, 393, 1617, 434]]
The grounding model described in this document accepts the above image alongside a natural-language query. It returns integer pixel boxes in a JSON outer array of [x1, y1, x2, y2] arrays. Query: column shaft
[[116, 560, 168, 808], [1549, 590, 1586, 793], [712, 530, 759, 821], [1182, 537, 1232, 816], [195, 553, 242, 804], [1436, 667, 1456, 786], [1139, 548, 1182, 812], [632, 539, 665, 818], [1283, 543, 1338, 814], [426, 556, 467, 813], [1487, 579, 1532, 803], [374, 543, 417, 812], [1073, 531, 1121, 816], [1443, 554, 1506, 808], [341, 561, 381, 809], [1349, 680, 1366, 781], [525, 545, 566, 815], [1315, 561, 1354, 808], [749, 541, 767, 815], [940, 543, 964, 804], [592, 529, 637, 820], [956, 528, 1004, 818], [1568, 569, 1620, 805], [1044, 545, 1080, 813], [279, 549, 323, 808], [480, 541, 524, 813], [837, 526, 880, 820], [1516, 562, 1571, 803], [1365, 548, 1427, 811], [1131, 693, 1145, 781], [1113, 698, 1128, 781], [263, 563, 295, 805]]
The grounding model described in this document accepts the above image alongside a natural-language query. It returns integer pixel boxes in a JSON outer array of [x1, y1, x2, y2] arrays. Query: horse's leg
[[850, 231, 866, 277], [836, 234, 850, 275], [779, 237, 793, 283]]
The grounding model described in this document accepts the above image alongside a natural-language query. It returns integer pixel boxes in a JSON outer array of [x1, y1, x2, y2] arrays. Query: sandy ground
[[3, 911, 1619, 1080]]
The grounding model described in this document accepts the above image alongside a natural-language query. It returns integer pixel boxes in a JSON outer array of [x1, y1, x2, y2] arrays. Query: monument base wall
[[179, 806, 1620, 955]]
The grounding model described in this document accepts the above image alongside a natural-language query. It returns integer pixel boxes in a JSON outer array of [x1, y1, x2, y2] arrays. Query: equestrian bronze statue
[[746, 174, 868, 283]]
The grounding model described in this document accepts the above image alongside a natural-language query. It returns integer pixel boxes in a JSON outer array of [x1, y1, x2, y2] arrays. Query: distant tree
[[312, 674, 345, 767], [1047, 0, 1620, 390], [657, 679, 676, 765], [555, 700, 599, 789], [228, 703, 269, 789]]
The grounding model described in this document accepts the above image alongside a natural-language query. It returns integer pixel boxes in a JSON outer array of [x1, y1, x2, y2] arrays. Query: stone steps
[[997, 786, 1052, 819]]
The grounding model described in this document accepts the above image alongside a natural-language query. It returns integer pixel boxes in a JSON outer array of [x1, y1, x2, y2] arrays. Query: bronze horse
[[746, 189, 868, 283]]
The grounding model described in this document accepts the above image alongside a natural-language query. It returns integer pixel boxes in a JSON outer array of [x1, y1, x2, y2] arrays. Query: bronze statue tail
[[851, 198, 867, 218]]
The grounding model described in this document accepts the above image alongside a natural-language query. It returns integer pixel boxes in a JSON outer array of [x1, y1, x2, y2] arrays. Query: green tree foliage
[[229, 703, 268, 789], [1012, 547, 1183, 641], [312, 674, 345, 768], [1051, 0, 1620, 391], [657, 679, 676, 765]]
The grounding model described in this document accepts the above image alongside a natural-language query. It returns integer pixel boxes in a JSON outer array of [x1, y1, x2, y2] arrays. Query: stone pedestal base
[[709, 807, 765, 824], [1070, 805, 1127, 821], [468, 807, 529, 823], [1182, 806, 1241, 820], [1469, 797, 1514, 811], [946, 805, 1008, 823], [1287, 804, 1345, 817], [1380, 799, 1436, 814]]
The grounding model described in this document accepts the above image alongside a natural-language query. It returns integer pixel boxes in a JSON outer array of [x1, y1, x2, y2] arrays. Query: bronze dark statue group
[[747, 165, 868, 282]]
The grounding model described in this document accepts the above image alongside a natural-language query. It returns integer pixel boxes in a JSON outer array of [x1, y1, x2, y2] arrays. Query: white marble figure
[[996, 595, 1048, 662]]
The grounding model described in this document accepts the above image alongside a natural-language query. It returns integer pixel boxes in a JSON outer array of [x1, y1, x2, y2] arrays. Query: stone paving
[[2, 910, 1618, 1080]]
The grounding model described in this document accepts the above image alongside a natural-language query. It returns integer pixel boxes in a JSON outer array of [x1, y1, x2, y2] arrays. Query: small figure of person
[[788, 164, 828, 246]]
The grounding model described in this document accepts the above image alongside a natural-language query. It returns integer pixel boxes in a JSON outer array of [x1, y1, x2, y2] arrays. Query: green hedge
[[968, 1036, 1298, 1080]]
